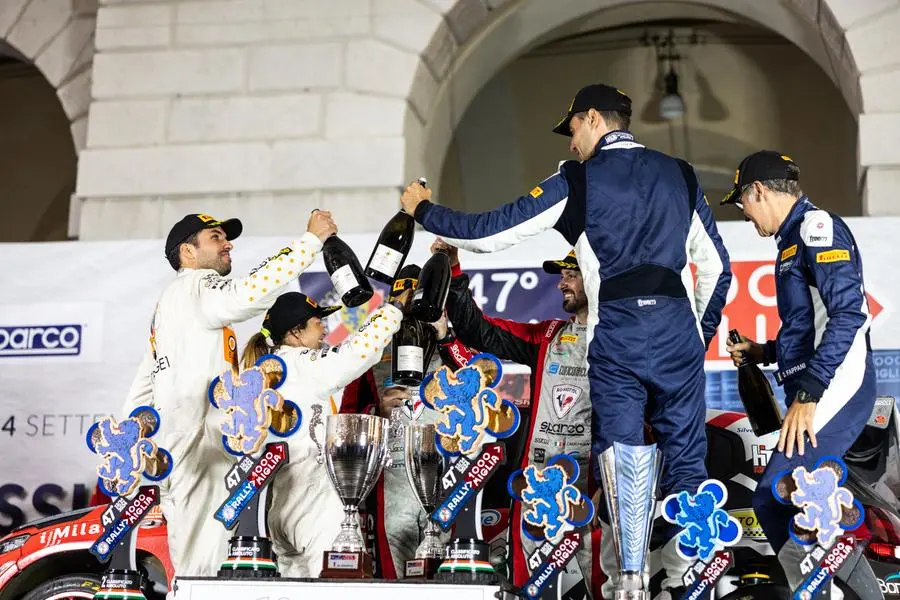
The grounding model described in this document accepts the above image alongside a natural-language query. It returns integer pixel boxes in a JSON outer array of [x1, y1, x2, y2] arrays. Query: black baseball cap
[[165, 213, 243, 258], [543, 249, 579, 274], [721, 151, 800, 206], [262, 292, 340, 341], [552, 84, 633, 137]]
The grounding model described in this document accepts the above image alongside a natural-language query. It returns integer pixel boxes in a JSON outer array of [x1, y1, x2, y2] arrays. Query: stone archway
[[1, 0, 96, 153], [0, 0, 96, 240], [405, 0, 896, 214]]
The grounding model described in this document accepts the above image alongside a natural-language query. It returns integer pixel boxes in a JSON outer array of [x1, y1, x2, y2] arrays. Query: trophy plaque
[[208, 353, 299, 578], [661, 479, 743, 600], [421, 352, 520, 584], [771, 457, 865, 599], [508, 453, 594, 599], [321, 413, 391, 578], [403, 422, 446, 579], [86, 406, 172, 600], [598, 442, 664, 600]]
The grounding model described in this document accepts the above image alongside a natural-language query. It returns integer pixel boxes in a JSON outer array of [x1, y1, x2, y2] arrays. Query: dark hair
[[166, 231, 201, 271], [760, 179, 803, 198], [598, 110, 630, 132]]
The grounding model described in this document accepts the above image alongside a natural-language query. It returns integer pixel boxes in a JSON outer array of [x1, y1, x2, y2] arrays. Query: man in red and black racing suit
[[438, 241, 600, 599]]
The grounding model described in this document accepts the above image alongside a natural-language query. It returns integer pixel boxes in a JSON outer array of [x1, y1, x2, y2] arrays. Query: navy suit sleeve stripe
[[416, 172, 569, 251]]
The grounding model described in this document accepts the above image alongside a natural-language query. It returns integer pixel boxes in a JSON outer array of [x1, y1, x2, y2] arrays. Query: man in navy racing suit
[[399, 84, 731, 596], [723, 151, 876, 597]]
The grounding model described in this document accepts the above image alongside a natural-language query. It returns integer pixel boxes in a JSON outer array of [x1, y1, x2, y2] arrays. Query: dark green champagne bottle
[[729, 329, 783, 436], [322, 235, 373, 308], [365, 178, 425, 284]]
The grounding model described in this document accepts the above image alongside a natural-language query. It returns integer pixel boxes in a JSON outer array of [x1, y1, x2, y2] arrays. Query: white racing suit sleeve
[[414, 170, 570, 253], [121, 346, 155, 416], [281, 303, 403, 401], [198, 231, 324, 329], [685, 195, 731, 349], [267, 303, 402, 578]]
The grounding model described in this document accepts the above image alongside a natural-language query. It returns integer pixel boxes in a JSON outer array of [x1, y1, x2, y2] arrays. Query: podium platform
[[172, 577, 503, 600]]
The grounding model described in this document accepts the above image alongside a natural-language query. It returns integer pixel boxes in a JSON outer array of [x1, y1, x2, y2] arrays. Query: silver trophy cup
[[324, 413, 390, 552], [599, 442, 664, 600], [404, 423, 446, 560]]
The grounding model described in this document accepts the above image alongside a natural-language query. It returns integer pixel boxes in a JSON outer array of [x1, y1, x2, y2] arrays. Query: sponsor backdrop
[[1, 217, 899, 534]]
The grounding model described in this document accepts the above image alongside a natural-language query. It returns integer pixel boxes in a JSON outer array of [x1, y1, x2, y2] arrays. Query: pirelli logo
[[780, 245, 797, 261], [816, 249, 850, 263]]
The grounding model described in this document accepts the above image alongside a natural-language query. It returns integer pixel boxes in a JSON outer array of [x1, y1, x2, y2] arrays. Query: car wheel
[[21, 574, 100, 600]]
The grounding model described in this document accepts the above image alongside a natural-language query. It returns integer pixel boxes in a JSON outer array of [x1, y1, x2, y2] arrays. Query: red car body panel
[[0, 504, 173, 595]]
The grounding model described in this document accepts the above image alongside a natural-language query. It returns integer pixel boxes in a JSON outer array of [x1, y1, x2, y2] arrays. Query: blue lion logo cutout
[[421, 353, 519, 457], [774, 457, 864, 549], [511, 454, 593, 543], [663, 479, 742, 562], [209, 355, 301, 457], [92, 416, 157, 498]]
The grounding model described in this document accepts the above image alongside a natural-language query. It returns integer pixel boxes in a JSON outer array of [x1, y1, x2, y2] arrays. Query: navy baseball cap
[[552, 84, 633, 137], [721, 151, 800, 206], [165, 213, 242, 258]]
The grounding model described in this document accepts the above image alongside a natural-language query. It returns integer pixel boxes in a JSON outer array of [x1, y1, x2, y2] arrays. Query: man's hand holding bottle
[[725, 334, 765, 366]]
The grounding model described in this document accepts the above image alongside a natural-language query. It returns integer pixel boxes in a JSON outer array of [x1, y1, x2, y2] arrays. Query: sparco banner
[[0, 218, 898, 532]]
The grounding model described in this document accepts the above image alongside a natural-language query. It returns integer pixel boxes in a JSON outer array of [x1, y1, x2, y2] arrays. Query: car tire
[[21, 573, 100, 600]]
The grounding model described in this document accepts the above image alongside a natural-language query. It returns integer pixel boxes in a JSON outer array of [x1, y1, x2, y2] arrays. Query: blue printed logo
[[547, 362, 560, 375], [0, 324, 82, 357], [663, 479, 742, 562]]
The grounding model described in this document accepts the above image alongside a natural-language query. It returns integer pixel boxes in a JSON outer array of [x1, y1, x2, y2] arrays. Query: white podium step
[[172, 577, 503, 600]]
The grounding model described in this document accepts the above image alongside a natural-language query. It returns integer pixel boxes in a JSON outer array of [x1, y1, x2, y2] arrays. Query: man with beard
[[434, 240, 597, 597], [121, 211, 336, 579]]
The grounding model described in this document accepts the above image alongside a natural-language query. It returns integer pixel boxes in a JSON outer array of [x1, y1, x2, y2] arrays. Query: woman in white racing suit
[[239, 286, 410, 577]]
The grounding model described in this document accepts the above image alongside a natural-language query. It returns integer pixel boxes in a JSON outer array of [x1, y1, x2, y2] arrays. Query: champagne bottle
[[411, 251, 451, 323], [391, 317, 425, 387], [729, 329, 784, 437], [391, 264, 425, 386], [365, 178, 426, 284], [322, 235, 374, 308]]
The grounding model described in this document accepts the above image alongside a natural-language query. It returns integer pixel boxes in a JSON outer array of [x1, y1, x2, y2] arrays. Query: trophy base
[[404, 557, 442, 580], [434, 538, 497, 585], [217, 536, 280, 578], [95, 568, 146, 600], [320, 550, 374, 579], [613, 592, 651, 600]]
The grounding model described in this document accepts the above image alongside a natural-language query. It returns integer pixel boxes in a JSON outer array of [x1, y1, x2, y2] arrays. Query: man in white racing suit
[[122, 210, 336, 579]]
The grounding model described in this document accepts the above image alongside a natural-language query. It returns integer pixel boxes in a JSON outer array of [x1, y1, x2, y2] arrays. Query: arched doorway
[[406, 0, 863, 218], [0, 42, 76, 242], [437, 18, 859, 222], [0, 0, 95, 241]]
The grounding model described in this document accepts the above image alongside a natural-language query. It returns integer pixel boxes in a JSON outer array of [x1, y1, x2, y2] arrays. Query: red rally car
[[0, 502, 171, 600]]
